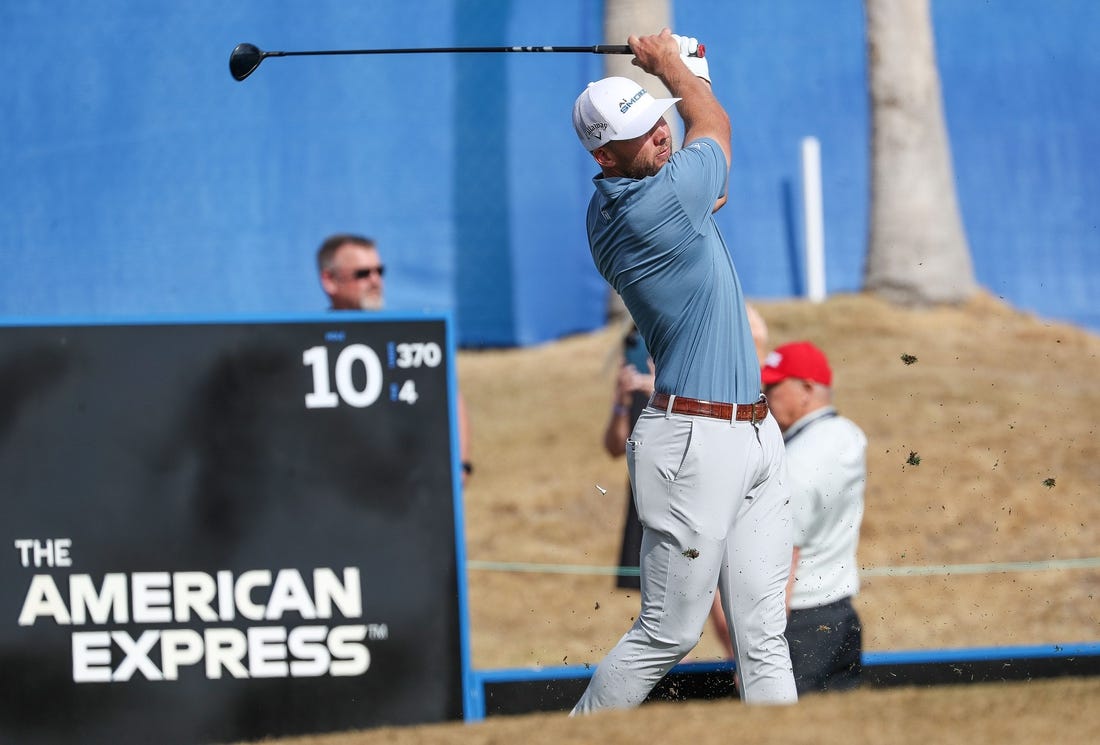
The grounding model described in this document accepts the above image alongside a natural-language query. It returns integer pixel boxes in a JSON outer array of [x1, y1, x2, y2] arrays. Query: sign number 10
[[303, 345, 383, 408]]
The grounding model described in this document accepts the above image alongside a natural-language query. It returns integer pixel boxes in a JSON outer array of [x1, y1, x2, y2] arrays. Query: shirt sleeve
[[664, 137, 728, 229]]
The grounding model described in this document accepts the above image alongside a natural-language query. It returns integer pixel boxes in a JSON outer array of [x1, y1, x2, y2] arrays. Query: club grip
[[595, 42, 705, 57]]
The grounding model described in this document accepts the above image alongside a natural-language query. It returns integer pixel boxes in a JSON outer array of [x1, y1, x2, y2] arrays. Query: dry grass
[[461, 291, 1100, 666], [243, 291, 1100, 745]]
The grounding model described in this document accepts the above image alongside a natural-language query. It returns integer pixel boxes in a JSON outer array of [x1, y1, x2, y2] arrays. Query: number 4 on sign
[[397, 380, 418, 405]]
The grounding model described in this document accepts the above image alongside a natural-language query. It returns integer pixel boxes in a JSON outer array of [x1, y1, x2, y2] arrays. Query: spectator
[[603, 323, 655, 591], [761, 341, 866, 694], [316, 233, 472, 482], [317, 233, 386, 311]]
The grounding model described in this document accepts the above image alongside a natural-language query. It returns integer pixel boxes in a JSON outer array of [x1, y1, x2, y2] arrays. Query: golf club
[[229, 41, 698, 82]]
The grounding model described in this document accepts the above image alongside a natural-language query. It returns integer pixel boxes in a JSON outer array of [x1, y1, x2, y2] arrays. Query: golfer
[[570, 29, 797, 712]]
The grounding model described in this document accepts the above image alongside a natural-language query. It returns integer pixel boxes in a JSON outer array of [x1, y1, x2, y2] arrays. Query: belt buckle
[[751, 394, 766, 426]]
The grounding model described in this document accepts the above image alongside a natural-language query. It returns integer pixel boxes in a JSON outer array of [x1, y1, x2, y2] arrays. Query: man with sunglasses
[[315, 233, 472, 483], [761, 341, 866, 695], [317, 234, 387, 311]]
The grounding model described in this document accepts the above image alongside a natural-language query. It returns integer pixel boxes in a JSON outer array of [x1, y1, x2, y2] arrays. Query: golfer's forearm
[[663, 65, 730, 161]]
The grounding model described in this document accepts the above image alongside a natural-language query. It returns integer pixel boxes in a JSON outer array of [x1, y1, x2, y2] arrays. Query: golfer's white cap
[[572, 76, 680, 152]]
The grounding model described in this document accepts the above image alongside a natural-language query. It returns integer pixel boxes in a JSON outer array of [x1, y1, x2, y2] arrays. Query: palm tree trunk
[[602, 0, 673, 320], [603, 0, 671, 86], [864, 0, 976, 305]]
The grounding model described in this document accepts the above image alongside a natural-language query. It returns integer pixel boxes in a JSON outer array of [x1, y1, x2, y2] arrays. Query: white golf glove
[[672, 34, 710, 83]]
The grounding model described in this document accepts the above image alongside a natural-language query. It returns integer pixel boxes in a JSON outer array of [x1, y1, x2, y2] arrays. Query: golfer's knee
[[656, 626, 703, 657]]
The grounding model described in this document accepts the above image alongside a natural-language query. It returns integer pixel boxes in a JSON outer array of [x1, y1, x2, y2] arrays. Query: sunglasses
[[349, 266, 385, 279]]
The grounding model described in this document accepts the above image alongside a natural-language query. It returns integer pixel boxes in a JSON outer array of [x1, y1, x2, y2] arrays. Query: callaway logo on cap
[[572, 76, 680, 152]]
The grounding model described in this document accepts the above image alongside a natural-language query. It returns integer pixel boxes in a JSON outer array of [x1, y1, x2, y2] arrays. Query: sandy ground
[[243, 291, 1100, 745], [460, 291, 1100, 668], [250, 677, 1100, 745]]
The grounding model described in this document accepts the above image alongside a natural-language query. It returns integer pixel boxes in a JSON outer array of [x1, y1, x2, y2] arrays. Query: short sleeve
[[663, 138, 728, 229]]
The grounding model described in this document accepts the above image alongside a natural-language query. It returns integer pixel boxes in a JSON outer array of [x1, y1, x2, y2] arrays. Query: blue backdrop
[[1, 1, 1097, 345]]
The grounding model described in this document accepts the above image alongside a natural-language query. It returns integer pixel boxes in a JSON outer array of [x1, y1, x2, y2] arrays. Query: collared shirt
[[785, 406, 867, 609], [586, 138, 760, 405]]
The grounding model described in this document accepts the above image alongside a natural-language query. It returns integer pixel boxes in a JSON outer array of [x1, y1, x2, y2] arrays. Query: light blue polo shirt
[[587, 137, 760, 404]]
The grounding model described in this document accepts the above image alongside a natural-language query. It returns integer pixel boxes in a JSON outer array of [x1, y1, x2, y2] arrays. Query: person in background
[[762, 341, 866, 695], [316, 233, 472, 483], [604, 322, 655, 592], [317, 233, 386, 311]]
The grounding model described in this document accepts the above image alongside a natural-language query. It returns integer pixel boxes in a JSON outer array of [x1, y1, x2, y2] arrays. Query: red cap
[[760, 341, 832, 386]]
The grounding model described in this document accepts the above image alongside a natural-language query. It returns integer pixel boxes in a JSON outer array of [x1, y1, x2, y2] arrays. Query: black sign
[[0, 316, 468, 745]]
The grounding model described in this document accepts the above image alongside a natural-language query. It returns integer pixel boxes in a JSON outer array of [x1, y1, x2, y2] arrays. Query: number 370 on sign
[[301, 341, 443, 409]]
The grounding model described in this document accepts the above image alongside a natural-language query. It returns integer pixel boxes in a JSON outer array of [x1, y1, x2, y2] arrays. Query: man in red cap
[[761, 341, 867, 695]]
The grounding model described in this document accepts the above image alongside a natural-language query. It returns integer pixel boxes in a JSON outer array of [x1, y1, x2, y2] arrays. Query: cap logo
[[619, 88, 647, 113], [764, 351, 783, 368], [583, 121, 607, 141]]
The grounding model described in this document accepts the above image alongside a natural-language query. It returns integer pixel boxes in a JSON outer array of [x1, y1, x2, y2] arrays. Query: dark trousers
[[786, 596, 862, 695], [616, 486, 642, 590], [615, 392, 649, 591]]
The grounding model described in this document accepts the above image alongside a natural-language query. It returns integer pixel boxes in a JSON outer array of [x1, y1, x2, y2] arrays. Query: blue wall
[[933, 0, 1100, 331], [1, 1, 1097, 344], [675, 1, 869, 301]]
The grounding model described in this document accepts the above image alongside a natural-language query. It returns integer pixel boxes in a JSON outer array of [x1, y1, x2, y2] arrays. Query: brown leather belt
[[649, 392, 768, 423]]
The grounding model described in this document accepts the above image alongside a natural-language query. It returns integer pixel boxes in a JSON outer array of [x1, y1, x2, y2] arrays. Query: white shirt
[[784, 406, 867, 610]]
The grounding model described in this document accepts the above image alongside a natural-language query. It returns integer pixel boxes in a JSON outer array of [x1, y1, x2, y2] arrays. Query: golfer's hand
[[628, 28, 682, 78], [672, 34, 710, 83]]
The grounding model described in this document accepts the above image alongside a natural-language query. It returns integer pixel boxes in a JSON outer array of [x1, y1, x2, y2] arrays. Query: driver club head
[[229, 43, 264, 81]]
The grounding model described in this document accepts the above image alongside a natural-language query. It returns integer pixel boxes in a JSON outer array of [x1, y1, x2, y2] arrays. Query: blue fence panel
[[1, 1, 1096, 344]]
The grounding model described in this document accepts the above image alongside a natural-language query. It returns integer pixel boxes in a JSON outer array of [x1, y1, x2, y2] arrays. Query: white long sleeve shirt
[[784, 406, 867, 610]]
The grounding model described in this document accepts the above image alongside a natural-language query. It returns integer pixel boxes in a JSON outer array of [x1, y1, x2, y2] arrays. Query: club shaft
[[264, 45, 634, 58]]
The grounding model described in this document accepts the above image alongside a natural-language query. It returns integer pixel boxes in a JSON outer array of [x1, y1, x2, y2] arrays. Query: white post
[[801, 136, 826, 303]]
